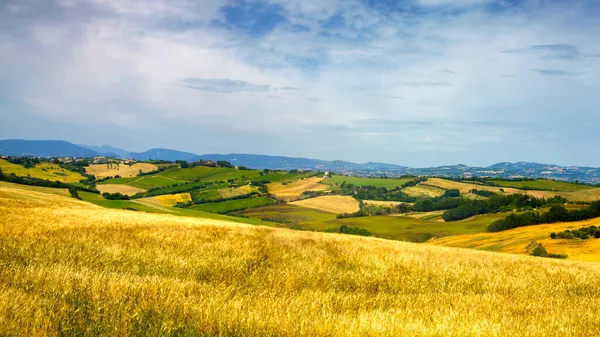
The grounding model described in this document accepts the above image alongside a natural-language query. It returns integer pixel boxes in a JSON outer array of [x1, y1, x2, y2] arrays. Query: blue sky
[[1, 0, 599, 167]]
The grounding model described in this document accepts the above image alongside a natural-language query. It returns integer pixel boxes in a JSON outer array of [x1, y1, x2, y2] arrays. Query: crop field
[[190, 197, 276, 214], [268, 177, 329, 200], [290, 195, 360, 214], [362, 200, 406, 207], [95, 184, 146, 196], [160, 166, 260, 182], [431, 218, 600, 262], [156, 193, 193, 206], [85, 162, 158, 179], [0, 159, 85, 183], [99, 175, 185, 190], [487, 179, 595, 192], [218, 185, 257, 199], [0, 181, 70, 197], [325, 175, 412, 189], [423, 178, 522, 194], [236, 204, 504, 242], [402, 184, 446, 198], [3, 183, 600, 336]]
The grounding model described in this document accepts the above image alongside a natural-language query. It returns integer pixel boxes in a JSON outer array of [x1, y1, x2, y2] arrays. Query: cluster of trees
[[526, 241, 568, 259], [551, 226, 600, 240], [101, 192, 130, 200], [469, 189, 496, 197], [442, 194, 566, 222], [336, 183, 416, 203], [325, 225, 371, 237], [488, 202, 600, 232], [4, 156, 41, 168], [68, 186, 82, 200], [0, 169, 99, 193]]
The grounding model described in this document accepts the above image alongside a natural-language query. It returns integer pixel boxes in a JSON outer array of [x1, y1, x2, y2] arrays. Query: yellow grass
[[155, 193, 193, 207], [0, 181, 70, 197], [290, 195, 360, 214], [2, 184, 600, 336], [219, 185, 257, 199], [0, 159, 85, 183], [268, 177, 329, 201], [362, 200, 405, 207], [95, 184, 146, 196], [85, 162, 158, 179], [430, 218, 600, 262], [402, 184, 446, 198], [423, 178, 522, 194], [423, 178, 600, 202]]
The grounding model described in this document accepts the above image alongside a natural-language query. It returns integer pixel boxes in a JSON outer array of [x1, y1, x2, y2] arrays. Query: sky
[[1, 0, 599, 167]]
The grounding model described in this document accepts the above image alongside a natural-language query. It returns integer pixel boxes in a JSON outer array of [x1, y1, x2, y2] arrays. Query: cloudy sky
[[1, 0, 599, 167]]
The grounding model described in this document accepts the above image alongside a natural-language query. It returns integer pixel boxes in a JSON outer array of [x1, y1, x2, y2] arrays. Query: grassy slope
[[431, 217, 600, 262], [488, 179, 595, 192], [235, 204, 506, 242], [325, 175, 412, 189], [190, 197, 276, 213], [0, 159, 85, 183], [2, 183, 600, 336]]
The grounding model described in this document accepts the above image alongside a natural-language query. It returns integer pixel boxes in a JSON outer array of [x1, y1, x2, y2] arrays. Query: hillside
[[2, 183, 600, 336]]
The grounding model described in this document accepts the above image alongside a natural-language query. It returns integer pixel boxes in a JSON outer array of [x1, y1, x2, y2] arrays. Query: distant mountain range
[[1, 139, 599, 183]]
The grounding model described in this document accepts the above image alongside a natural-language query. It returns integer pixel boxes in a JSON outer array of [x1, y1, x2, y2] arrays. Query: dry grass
[[423, 178, 522, 194], [431, 218, 600, 262], [96, 184, 146, 196], [155, 193, 193, 207], [0, 159, 86, 183], [85, 162, 158, 179], [268, 177, 329, 201], [219, 185, 257, 199], [290, 195, 360, 214], [3, 184, 600, 336], [402, 184, 446, 198], [362, 200, 406, 207]]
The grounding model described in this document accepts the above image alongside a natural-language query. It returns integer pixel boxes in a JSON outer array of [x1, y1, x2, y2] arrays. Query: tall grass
[[1, 184, 600, 336]]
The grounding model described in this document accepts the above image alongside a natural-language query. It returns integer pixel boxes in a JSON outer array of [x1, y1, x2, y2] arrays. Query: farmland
[[431, 218, 600, 262], [267, 176, 329, 200], [3, 182, 600, 336], [0, 159, 85, 183], [190, 197, 276, 213], [487, 179, 595, 192], [156, 193, 193, 206], [325, 175, 413, 189], [85, 162, 158, 179], [402, 184, 446, 197], [290, 195, 360, 214], [95, 184, 146, 196]]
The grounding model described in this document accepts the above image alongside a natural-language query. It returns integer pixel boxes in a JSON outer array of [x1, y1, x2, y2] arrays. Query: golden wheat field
[[267, 177, 329, 200], [85, 162, 158, 179], [422, 178, 522, 194], [431, 218, 600, 262], [2, 183, 600, 336], [401, 184, 446, 198], [95, 183, 146, 196], [155, 193, 193, 206], [290, 195, 360, 214]]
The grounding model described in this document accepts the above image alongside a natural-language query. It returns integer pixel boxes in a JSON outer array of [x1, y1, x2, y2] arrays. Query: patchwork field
[[95, 184, 146, 196], [190, 197, 276, 214], [290, 195, 360, 214], [325, 175, 412, 189], [156, 193, 193, 206], [402, 184, 446, 197], [85, 162, 158, 179], [431, 218, 600, 262], [488, 179, 595, 192], [3, 183, 600, 336], [268, 177, 329, 200], [0, 159, 85, 183], [422, 178, 521, 194], [362, 200, 406, 207]]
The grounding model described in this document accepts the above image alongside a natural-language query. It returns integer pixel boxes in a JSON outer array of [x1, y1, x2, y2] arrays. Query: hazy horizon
[[1, 0, 599, 167]]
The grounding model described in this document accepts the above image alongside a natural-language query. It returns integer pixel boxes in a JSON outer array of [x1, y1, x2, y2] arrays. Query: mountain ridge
[[1, 139, 599, 183]]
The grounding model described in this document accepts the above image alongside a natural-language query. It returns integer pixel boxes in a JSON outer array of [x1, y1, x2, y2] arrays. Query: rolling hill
[[3, 182, 600, 336]]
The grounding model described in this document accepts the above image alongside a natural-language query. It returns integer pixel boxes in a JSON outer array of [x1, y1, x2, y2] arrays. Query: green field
[[191, 189, 223, 202], [190, 197, 276, 214], [235, 204, 505, 242], [79, 192, 265, 225], [486, 179, 595, 192], [325, 175, 412, 189], [0, 159, 85, 183]]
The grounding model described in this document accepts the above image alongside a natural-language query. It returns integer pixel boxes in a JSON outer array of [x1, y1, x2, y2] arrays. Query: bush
[[102, 192, 130, 200]]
